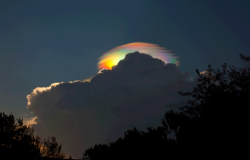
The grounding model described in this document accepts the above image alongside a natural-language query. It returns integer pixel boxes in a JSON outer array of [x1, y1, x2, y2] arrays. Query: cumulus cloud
[[26, 51, 211, 159]]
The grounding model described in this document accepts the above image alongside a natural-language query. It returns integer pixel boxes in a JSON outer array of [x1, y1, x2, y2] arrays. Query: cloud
[[18, 113, 38, 127], [240, 53, 250, 69], [24, 117, 38, 126], [26, 51, 207, 159]]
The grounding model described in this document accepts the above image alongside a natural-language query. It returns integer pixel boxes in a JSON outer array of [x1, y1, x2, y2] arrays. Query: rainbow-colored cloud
[[98, 42, 179, 70]]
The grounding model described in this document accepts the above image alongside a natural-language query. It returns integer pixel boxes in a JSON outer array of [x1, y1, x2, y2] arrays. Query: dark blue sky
[[1, 0, 250, 159]]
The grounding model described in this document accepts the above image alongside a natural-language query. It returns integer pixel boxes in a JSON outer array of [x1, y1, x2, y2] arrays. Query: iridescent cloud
[[98, 42, 179, 70]]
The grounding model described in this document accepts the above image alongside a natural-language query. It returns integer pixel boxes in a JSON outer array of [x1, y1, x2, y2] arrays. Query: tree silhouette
[[83, 125, 177, 160], [0, 111, 72, 159], [40, 136, 68, 159], [0, 111, 42, 159], [160, 53, 250, 159]]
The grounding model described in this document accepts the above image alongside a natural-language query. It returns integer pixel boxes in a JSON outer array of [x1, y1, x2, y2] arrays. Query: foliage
[[0, 111, 42, 159], [40, 136, 67, 159], [0, 111, 72, 159], [83, 125, 177, 160], [161, 53, 250, 159]]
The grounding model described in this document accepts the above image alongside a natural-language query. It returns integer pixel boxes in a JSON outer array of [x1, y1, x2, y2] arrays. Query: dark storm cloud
[[26, 52, 211, 158]]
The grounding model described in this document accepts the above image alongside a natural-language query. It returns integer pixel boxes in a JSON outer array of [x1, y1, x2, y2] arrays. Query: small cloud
[[24, 116, 38, 126]]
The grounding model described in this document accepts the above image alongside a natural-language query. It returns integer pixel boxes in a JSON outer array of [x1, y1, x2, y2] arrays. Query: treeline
[[83, 53, 249, 160], [0, 112, 72, 159]]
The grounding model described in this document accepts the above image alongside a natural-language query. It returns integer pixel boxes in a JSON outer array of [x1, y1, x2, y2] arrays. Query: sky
[[1, 0, 250, 159]]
